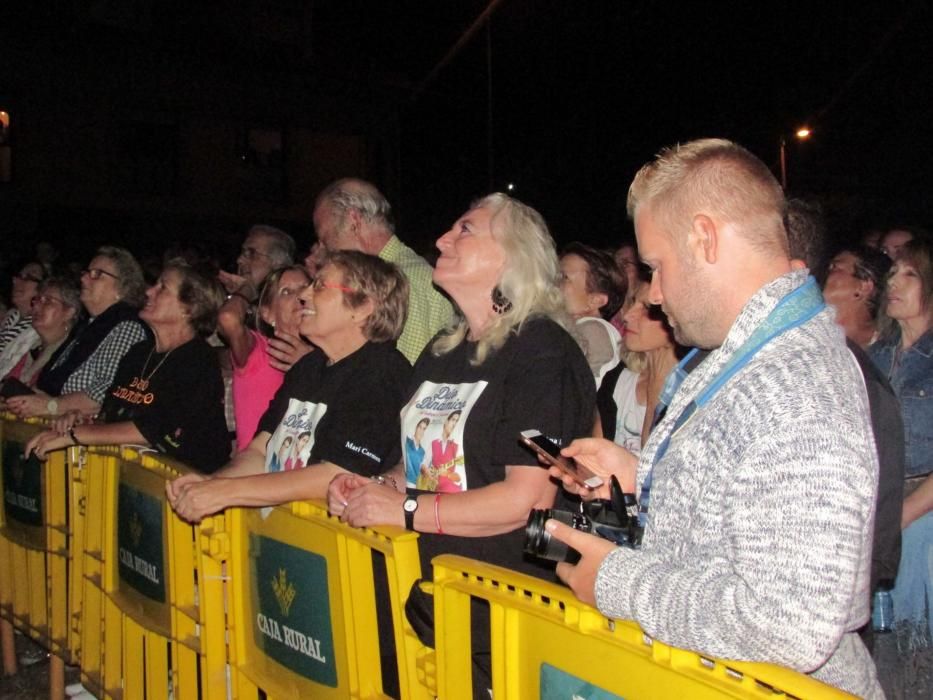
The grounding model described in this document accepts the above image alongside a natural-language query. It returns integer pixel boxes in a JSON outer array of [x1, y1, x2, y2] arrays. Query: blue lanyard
[[638, 277, 825, 526]]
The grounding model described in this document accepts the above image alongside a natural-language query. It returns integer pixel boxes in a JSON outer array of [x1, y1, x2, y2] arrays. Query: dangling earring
[[491, 286, 512, 315]]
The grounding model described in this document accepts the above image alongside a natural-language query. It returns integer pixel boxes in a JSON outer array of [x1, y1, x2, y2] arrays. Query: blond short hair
[[627, 138, 787, 257]]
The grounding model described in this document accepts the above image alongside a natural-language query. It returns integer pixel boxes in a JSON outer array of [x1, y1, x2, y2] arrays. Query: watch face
[[404, 497, 418, 512]]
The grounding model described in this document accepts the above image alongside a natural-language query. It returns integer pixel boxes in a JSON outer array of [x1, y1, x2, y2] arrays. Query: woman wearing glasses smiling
[[25, 260, 230, 473], [0, 277, 81, 393], [166, 251, 412, 522], [7, 246, 148, 420]]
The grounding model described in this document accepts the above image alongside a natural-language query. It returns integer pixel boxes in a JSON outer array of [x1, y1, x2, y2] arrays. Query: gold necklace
[[137, 346, 174, 391]]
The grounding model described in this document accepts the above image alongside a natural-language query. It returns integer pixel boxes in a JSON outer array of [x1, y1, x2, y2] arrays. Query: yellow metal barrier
[[431, 555, 856, 700], [221, 499, 431, 700], [0, 413, 79, 696], [0, 420, 866, 700], [78, 446, 228, 700]]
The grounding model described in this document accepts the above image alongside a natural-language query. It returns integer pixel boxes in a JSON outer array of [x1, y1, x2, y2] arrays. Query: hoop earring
[[491, 286, 512, 315]]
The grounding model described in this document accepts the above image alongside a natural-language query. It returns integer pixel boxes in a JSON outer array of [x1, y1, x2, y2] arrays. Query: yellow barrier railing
[[0, 412, 867, 700], [0, 414, 77, 698], [431, 554, 856, 699], [220, 498, 430, 700], [78, 445, 228, 700]]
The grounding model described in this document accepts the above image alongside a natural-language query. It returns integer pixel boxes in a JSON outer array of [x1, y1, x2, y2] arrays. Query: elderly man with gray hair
[[312, 178, 453, 363], [218, 223, 308, 371]]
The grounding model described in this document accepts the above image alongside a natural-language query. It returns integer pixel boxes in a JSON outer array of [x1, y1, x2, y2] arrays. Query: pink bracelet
[[434, 493, 444, 534]]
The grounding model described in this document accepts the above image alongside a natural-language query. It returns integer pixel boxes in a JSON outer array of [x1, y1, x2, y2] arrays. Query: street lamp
[[779, 127, 812, 190]]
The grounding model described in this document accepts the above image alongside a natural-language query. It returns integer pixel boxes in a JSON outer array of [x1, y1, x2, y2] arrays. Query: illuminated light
[[795, 127, 811, 140], [0, 111, 9, 129], [506, 183, 515, 191]]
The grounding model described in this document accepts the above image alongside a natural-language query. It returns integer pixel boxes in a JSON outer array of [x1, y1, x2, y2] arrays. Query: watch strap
[[403, 495, 418, 530]]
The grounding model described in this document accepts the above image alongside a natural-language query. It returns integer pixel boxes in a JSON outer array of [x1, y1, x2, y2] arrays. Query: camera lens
[[523, 508, 590, 564]]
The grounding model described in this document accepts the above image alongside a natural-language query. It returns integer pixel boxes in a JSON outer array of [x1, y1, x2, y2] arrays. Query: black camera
[[524, 495, 642, 564]]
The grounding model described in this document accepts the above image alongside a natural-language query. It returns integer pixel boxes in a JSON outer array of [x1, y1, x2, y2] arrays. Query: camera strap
[[638, 276, 825, 527]]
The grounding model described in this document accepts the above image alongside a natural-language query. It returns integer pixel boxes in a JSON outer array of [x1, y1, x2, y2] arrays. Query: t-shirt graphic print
[[265, 398, 328, 473], [401, 381, 488, 491]]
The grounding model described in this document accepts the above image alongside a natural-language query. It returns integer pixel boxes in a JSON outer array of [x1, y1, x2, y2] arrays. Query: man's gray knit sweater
[[595, 271, 882, 698]]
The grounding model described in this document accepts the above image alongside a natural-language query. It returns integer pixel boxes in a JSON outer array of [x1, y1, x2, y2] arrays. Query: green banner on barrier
[[117, 483, 166, 603], [2, 441, 43, 527], [251, 534, 337, 687], [540, 663, 625, 700]]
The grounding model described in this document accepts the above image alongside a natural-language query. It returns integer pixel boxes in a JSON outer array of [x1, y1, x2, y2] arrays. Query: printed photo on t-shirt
[[266, 398, 328, 472], [400, 381, 488, 491]]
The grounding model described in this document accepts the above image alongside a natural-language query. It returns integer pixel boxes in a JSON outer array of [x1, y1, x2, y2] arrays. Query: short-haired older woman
[[869, 237, 933, 657], [165, 251, 412, 520], [8, 246, 148, 419], [328, 195, 594, 693], [0, 277, 81, 389], [26, 261, 230, 474], [559, 242, 626, 387], [823, 245, 891, 348]]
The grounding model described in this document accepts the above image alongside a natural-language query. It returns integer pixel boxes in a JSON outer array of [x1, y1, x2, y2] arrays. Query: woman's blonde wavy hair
[[431, 193, 569, 365]]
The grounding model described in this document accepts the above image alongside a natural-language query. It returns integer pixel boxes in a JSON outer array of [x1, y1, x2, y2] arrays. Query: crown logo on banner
[[272, 568, 297, 617], [129, 511, 143, 548], [11, 458, 24, 487]]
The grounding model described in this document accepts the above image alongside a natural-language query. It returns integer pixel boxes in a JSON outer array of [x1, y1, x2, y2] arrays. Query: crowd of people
[[1, 144, 930, 698]]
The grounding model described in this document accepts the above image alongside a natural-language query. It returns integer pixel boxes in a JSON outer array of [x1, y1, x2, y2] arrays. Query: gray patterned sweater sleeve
[[594, 271, 882, 699]]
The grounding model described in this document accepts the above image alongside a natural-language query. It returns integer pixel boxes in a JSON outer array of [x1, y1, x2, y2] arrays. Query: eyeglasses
[[32, 294, 68, 307], [82, 268, 120, 281], [310, 278, 357, 294], [14, 272, 43, 283], [240, 246, 272, 261]]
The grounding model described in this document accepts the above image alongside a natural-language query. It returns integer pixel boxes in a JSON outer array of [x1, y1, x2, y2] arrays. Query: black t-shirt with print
[[402, 316, 595, 577], [258, 340, 411, 476], [101, 337, 230, 474]]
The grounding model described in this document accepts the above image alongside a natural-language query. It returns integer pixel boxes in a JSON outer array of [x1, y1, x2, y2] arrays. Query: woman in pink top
[[219, 265, 312, 450]]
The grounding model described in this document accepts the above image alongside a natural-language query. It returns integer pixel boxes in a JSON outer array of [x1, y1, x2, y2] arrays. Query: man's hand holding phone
[[556, 438, 639, 500]]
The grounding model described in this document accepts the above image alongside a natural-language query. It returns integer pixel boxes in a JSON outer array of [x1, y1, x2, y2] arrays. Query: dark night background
[[1, 0, 931, 276]]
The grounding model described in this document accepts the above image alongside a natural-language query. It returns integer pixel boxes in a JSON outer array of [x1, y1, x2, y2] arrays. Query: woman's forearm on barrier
[[213, 432, 271, 478], [53, 392, 101, 419], [171, 462, 347, 523], [71, 421, 148, 447], [340, 464, 557, 537], [25, 421, 146, 459]]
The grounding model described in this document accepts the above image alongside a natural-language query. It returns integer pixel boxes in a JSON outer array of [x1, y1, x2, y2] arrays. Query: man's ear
[[689, 214, 718, 265], [345, 208, 364, 236]]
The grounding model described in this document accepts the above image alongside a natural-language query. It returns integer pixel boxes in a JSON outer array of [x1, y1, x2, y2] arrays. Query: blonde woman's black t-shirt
[[401, 316, 595, 578], [257, 341, 411, 476], [101, 337, 230, 474]]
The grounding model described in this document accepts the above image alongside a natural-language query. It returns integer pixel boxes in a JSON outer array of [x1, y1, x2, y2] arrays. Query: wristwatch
[[403, 495, 419, 531], [46, 398, 59, 416]]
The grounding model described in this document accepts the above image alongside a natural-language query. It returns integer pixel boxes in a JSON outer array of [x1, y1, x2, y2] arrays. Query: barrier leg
[[49, 654, 65, 699], [1, 618, 16, 676]]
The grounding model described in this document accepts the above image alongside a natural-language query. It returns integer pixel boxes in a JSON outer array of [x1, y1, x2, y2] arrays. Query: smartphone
[[519, 430, 603, 489]]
